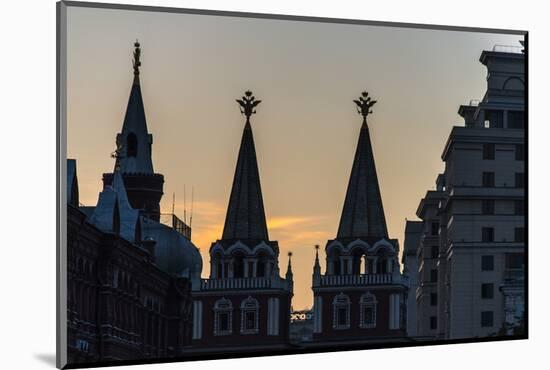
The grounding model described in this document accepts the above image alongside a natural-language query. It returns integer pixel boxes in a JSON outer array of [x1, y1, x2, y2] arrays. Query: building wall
[[67, 205, 193, 365], [312, 288, 406, 341], [191, 291, 292, 348]]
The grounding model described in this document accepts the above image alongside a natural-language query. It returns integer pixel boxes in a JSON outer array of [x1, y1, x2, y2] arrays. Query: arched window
[[330, 248, 342, 275], [127, 133, 138, 157], [376, 249, 391, 274], [351, 249, 365, 275], [359, 292, 377, 328], [332, 293, 350, 329], [212, 252, 223, 279], [233, 252, 245, 278], [214, 298, 233, 336], [240, 296, 259, 334], [256, 252, 268, 277]]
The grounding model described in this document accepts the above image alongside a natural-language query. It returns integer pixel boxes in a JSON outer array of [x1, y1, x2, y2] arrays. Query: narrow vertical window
[[431, 222, 440, 236], [481, 283, 494, 299], [430, 293, 438, 306], [214, 298, 233, 336], [482, 172, 495, 187], [359, 293, 377, 328], [332, 293, 351, 329], [481, 311, 494, 327], [481, 255, 494, 271], [482, 227, 494, 242], [483, 143, 495, 160], [481, 199, 495, 215], [430, 316, 437, 330], [240, 296, 259, 334], [127, 133, 138, 157]]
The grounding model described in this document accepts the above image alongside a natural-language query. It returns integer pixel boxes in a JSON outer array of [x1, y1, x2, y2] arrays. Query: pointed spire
[[221, 90, 269, 241], [313, 244, 321, 276], [114, 40, 154, 174], [337, 91, 388, 239], [286, 251, 293, 280]]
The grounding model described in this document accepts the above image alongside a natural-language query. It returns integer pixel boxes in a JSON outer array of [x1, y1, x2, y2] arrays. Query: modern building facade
[[409, 43, 526, 340], [190, 91, 294, 352], [414, 182, 445, 338], [311, 92, 409, 343], [402, 220, 422, 338]]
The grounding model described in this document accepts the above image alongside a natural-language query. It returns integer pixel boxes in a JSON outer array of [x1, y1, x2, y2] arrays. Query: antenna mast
[[190, 186, 194, 228], [183, 185, 187, 223]]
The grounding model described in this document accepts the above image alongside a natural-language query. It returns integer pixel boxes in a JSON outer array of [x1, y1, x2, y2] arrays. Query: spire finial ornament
[[236, 90, 262, 122], [353, 91, 377, 123], [133, 40, 141, 77]]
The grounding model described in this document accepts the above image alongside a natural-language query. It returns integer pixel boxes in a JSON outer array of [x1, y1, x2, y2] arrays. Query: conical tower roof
[[115, 41, 154, 174], [337, 92, 388, 239], [221, 91, 269, 241]]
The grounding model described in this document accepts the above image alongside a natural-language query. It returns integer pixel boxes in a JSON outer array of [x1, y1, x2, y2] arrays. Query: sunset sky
[[66, 6, 522, 309]]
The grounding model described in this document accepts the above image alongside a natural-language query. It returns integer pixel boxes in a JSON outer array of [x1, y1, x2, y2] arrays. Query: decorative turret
[[103, 41, 164, 221]]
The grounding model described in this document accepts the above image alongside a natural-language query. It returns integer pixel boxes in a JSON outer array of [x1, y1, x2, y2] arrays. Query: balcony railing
[[314, 273, 405, 287], [199, 277, 291, 291]]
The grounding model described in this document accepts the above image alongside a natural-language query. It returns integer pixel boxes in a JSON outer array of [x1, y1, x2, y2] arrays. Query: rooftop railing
[[492, 45, 523, 54], [199, 277, 292, 291], [314, 273, 403, 287]]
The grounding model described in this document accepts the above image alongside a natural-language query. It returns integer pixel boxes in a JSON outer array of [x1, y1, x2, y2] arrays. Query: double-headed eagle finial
[[236, 90, 262, 122], [133, 40, 141, 75], [353, 91, 377, 122]]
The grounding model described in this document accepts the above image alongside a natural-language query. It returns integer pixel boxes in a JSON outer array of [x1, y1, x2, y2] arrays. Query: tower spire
[[113, 40, 154, 174], [103, 40, 164, 222], [222, 90, 269, 241], [313, 244, 321, 275], [337, 91, 388, 239], [286, 251, 293, 280]]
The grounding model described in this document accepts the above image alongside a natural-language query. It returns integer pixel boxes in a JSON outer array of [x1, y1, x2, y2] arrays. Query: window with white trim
[[240, 296, 259, 334], [332, 293, 350, 329], [359, 292, 377, 328], [214, 298, 233, 336]]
